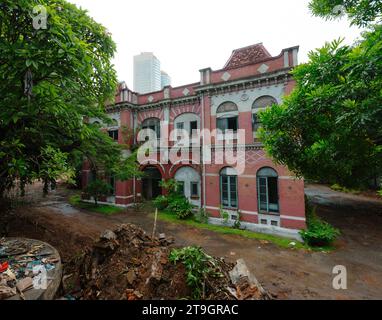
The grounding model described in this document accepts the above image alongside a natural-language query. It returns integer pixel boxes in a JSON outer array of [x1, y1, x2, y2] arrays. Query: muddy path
[[2, 183, 382, 300]]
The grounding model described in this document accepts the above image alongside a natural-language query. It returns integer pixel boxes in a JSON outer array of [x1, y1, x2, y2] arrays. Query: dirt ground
[[1, 183, 382, 300]]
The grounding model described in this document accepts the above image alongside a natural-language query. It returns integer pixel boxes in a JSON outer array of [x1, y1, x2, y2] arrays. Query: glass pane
[[227, 117, 238, 131], [178, 181, 185, 195], [191, 182, 198, 197], [268, 177, 279, 212], [258, 177, 268, 211], [190, 121, 197, 131], [176, 122, 184, 129], [217, 118, 227, 131]]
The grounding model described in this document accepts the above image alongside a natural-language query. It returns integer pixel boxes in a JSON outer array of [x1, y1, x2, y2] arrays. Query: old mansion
[[83, 43, 306, 240]]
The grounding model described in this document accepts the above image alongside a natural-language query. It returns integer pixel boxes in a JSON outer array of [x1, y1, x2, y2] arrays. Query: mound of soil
[[62, 224, 269, 300]]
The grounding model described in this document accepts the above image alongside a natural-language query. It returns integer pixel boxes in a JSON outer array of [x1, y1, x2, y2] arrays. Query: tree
[[259, 26, 382, 188], [85, 179, 112, 206], [309, 0, 382, 27], [0, 0, 139, 197]]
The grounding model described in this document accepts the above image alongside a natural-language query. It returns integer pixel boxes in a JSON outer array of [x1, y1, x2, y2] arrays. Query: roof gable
[[224, 43, 271, 69]]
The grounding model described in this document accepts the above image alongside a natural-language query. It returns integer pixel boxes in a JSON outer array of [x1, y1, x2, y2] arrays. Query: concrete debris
[[229, 259, 270, 300], [16, 277, 33, 292], [100, 230, 117, 241], [0, 285, 16, 299], [0, 238, 61, 300], [158, 233, 166, 240], [63, 224, 269, 300]]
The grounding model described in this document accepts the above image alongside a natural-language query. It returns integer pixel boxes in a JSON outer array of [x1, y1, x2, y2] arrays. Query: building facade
[[133, 52, 161, 93], [161, 71, 171, 88], [84, 43, 306, 240]]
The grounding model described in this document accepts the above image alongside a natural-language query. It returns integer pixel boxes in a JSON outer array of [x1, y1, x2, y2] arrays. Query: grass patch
[[330, 184, 361, 194], [155, 210, 331, 251], [68, 194, 124, 216]]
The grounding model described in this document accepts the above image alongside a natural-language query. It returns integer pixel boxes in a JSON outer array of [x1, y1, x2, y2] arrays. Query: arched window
[[107, 119, 119, 141], [257, 167, 279, 213], [216, 102, 238, 132], [220, 167, 238, 208], [142, 118, 160, 139], [252, 96, 277, 132]]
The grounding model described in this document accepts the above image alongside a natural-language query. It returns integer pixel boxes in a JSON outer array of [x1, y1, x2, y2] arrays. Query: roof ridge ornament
[[224, 43, 272, 69]]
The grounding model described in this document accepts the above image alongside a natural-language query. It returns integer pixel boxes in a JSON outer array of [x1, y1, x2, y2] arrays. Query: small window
[[271, 220, 278, 227], [178, 181, 185, 196], [108, 130, 119, 141], [261, 219, 268, 225], [176, 122, 184, 130], [252, 114, 261, 132], [220, 167, 238, 208], [252, 96, 277, 132], [190, 182, 199, 197], [217, 102, 238, 113], [142, 118, 160, 139], [190, 121, 198, 134], [217, 117, 238, 132]]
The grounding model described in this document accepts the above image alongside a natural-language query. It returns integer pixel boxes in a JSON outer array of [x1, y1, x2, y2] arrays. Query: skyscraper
[[160, 71, 171, 88], [133, 52, 161, 94]]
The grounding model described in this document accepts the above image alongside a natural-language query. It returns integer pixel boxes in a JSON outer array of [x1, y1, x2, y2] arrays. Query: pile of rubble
[[0, 238, 61, 300], [62, 224, 270, 300]]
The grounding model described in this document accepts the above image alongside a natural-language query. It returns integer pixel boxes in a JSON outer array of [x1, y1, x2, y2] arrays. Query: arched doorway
[[142, 166, 162, 200], [174, 166, 201, 207]]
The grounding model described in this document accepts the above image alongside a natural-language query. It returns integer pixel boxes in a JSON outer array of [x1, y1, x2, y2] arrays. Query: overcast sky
[[68, 0, 362, 88]]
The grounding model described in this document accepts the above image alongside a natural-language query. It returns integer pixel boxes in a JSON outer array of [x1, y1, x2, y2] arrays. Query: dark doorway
[[142, 167, 162, 200]]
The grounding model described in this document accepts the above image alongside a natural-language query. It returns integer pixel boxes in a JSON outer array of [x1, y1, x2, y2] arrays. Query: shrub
[[219, 206, 230, 225], [300, 206, 340, 247], [169, 246, 223, 299], [167, 195, 193, 219], [85, 179, 112, 206], [195, 208, 209, 224], [159, 179, 181, 194], [232, 210, 242, 229], [153, 195, 169, 210]]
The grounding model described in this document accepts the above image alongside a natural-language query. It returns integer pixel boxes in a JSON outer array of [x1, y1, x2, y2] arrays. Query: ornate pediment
[[224, 43, 271, 69]]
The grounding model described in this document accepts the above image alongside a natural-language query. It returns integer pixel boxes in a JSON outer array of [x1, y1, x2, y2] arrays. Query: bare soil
[[1, 182, 382, 300]]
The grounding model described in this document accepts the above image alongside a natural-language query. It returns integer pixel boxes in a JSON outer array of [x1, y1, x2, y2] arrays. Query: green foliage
[[300, 206, 340, 247], [153, 195, 168, 210], [167, 194, 193, 219], [169, 246, 223, 299], [378, 189, 382, 197], [309, 0, 382, 27], [158, 210, 317, 251], [219, 206, 230, 225], [330, 184, 360, 194], [84, 179, 112, 206], [155, 179, 193, 219], [260, 26, 382, 188], [195, 208, 209, 224], [159, 179, 181, 194], [0, 0, 140, 198], [232, 210, 242, 229], [69, 194, 123, 215]]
